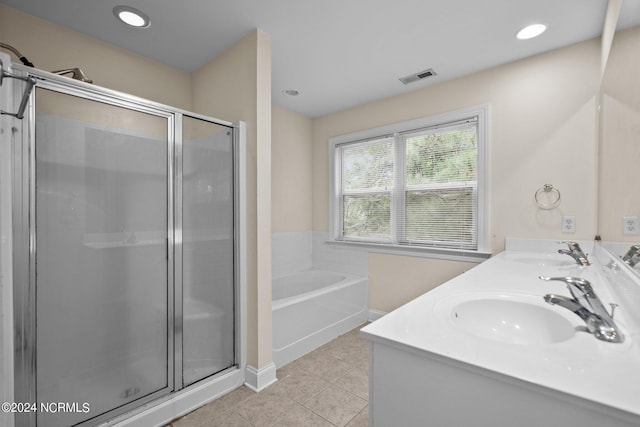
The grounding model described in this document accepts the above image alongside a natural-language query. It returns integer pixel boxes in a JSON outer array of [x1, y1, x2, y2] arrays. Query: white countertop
[[361, 239, 640, 417]]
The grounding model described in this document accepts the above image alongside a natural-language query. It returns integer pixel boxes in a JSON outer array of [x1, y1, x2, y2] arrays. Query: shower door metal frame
[[11, 65, 243, 427], [173, 112, 240, 391], [13, 74, 177, 427]]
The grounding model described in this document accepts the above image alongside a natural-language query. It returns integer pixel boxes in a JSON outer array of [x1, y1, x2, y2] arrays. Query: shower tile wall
[[271, 231, 368, 277], [272, 232, 313, 277], [312, 232, 368, 276]]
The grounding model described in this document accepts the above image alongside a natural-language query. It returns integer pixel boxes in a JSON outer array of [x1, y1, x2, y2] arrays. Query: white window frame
[[328, 105, 491, 262]]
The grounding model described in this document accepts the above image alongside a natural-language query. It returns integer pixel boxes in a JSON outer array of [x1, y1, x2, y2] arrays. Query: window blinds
[[336, 119, 478, 249], [340, 137, 394, 241], [401, 122, 478, 249]]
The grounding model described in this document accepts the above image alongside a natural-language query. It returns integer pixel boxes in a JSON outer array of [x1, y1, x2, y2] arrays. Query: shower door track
[[11, 65, 244, 427]]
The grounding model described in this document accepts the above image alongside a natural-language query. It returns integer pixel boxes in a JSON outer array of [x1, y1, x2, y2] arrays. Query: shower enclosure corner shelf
[[6, 63, 244, 427]]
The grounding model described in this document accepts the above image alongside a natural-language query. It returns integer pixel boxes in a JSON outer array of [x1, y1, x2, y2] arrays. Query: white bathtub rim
[[272, 267, 355, 284], [272, 269, 347, 302], [272, 269, 366, 310]]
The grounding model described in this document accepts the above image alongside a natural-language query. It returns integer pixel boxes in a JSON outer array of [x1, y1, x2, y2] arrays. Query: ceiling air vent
[[399, 68, 437, 85]]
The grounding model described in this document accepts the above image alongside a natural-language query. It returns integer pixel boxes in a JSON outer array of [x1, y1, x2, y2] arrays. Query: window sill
[[324, 239, 491, 263]]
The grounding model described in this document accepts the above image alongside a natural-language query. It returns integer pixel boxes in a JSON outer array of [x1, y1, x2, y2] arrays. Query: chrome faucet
[[539, 276, 623, 343], [558, 241, 590, 266], [621, 244, 640, 267]]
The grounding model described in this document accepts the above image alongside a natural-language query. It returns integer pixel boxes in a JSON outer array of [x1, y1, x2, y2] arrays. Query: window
[[329, 106, 489, 260]]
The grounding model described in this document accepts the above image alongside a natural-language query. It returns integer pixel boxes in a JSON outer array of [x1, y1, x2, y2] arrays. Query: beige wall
[[313, 39, 600, 312], [0, 4, 192, 110], [599, 25, 640, 241], [192, 29, 273, 369], [369, 253, 475, 313], [272, 105, 313, 232]]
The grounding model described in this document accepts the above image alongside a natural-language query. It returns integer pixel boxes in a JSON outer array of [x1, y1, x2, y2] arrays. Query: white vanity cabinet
[[361, 239, 640, 427], [367, 340, 639, 427]]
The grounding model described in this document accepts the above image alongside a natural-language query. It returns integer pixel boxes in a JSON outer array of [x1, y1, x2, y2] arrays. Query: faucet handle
[[609, 303, 619, 319], [538, 276, 594, 296], [622, 245, 640, 262]]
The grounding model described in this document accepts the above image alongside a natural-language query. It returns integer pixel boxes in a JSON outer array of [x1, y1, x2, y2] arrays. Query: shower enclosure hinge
[[0, 58, 36, 120]]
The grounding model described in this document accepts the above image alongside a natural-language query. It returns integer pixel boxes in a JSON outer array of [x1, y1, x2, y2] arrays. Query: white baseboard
[[368, 309, 387, 322], [244, 363, 277, 392]]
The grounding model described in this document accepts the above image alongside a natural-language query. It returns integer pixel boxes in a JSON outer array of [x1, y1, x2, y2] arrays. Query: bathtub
[[272, 269, 368, 368]]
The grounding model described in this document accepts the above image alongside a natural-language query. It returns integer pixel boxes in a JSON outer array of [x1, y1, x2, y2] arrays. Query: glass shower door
[[34, 88, 171, 427], [181, 116, 235, 386]]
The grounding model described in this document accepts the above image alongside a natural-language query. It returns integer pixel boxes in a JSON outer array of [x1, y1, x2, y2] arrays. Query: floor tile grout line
[[298, 384, 367, 427], [270, 399, 340, 427], [164, 324, 369, 427], [229, 407, 254, 427]]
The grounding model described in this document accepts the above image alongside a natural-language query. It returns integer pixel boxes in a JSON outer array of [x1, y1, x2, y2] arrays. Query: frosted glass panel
[[35, 89, 169, 427], [182, 116, 235, 386]]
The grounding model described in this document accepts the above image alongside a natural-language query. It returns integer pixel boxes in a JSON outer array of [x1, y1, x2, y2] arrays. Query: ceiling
[[1, 0, 639, 117]]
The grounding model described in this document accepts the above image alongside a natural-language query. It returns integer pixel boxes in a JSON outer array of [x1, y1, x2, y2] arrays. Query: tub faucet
[[539, 276, 623, 343], [558, 241, 590, 266], [621, 244, 640, 267]]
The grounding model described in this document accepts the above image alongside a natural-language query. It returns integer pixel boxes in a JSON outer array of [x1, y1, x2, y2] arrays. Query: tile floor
[[165, 323, 370, 427]]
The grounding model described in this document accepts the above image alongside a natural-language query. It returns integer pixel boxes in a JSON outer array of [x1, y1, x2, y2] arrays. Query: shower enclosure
[[2, 58, 244, 427]]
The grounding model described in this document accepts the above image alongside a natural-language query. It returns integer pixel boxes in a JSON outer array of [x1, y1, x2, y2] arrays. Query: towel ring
[[535, 184, 561, 210]]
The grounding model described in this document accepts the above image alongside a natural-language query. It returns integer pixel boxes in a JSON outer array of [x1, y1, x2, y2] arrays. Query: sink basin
[[450, 297, 575, 345]]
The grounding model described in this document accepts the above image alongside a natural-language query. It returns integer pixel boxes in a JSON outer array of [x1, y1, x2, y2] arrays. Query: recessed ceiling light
[[516, 24, 547, 40], [283, 89, 301, 97], [113, 6, 150, 28]]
